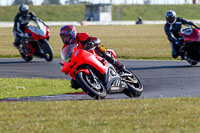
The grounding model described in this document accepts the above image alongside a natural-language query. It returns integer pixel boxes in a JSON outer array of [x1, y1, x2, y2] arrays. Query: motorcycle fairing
[[28, 26, 46, 37], [104, 64, 126, 93], [179, 27, 200, 61], [180, 28, 199, 42], [61, 48, 107, 79], [25, 22, 49, 41], [26, 42, 35, 54]]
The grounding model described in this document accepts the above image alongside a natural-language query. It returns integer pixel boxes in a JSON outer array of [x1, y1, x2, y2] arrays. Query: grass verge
[[0, 5, 85, 21], [1, 5, 200, 21], [0, 78, 82, 99], [0, 24, 175, 60], [0, 97, 200, 132]]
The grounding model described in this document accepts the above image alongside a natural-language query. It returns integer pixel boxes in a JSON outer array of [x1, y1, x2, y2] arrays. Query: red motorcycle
[[60, 44, 143, 99], [179, 25, 200, 65], [18, 21, 53, 62]]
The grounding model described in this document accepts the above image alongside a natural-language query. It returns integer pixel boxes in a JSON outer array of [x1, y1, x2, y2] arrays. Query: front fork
[[19, 38, 30, 54], [39, 40, 46, 56], [179, 45, 187, 60]]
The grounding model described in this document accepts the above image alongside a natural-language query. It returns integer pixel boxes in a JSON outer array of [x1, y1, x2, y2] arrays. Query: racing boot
[[13, 42, 20, 49], [99, 49, 127, 72], [180, 53, 185, 60], [70, 79, 80, 90], [113, 59, 127, 72]]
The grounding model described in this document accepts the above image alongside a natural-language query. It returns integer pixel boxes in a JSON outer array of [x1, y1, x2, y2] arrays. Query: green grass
[[113, 4, 200, 20], [0, 25, 175, 60], [0, 97, 200, 132], [0, 78, 82, 99], [1, 5, 200, 131], [1, 5, 200, 21], [0, 5, 85, 21]]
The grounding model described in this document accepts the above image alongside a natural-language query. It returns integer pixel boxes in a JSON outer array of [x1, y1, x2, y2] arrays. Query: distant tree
[[42, 0, 61, 5], [12, 0, 33, 5]]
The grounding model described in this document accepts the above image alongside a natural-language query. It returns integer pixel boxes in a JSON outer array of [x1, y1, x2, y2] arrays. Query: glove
[[23, 33, 29, 38], [99, 45, 106, 52], [85, 41, 95, 50], [175, 38, 184, 45], [178, 38, 184, 43], [175, 41, 180, 45], [197, 26, 200, 30], [93, 39, 101, 45]]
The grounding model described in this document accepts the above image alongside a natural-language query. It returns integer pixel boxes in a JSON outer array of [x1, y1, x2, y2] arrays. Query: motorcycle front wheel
[[20, 51, 33, 62], [75, 71, 107, 99], [187, 60, 198, 65], [40, 39, 53, 62], [122, 70, 143, 97]]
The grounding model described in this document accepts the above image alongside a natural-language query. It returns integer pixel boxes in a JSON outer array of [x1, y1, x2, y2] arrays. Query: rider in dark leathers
[[13, 4, 46, 48], [164, 10, 200, 59]]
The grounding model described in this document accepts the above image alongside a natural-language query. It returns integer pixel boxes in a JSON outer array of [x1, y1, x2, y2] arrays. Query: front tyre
[[187, 60, 198, 65], [40, 39, 53, 62], [20, 52, 33, 62], [75, 71, 107, 99], [122, 70, 143, 97]]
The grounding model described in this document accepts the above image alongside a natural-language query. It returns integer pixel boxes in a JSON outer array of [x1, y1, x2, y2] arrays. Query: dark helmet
[[60, 25, 77, 44], [165, 10, 176, 24], [19, 4, 29, 18]]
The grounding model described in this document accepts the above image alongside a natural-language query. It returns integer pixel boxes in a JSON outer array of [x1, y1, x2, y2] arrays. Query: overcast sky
[[0, 0, 196, 6]]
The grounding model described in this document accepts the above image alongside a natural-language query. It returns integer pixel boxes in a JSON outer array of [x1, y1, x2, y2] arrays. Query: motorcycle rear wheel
[[75, 71, 107, 99], [40, 39, 53, 62], [122, 70, 143, 97]]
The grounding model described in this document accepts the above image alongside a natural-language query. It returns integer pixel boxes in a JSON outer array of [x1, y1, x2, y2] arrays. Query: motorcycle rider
[[13, 4, 47, 49], [60, 25, 126, 89], [164, 10, 200, 59]]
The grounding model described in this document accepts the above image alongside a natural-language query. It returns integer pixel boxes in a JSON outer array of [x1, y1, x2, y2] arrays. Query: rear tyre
[[75, 71, 107, 99], [123, 70, 143, 97], [40, 39, 53, 62]]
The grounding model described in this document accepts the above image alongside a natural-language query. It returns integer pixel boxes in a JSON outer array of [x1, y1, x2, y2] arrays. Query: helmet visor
[[167, 16, 175, 23], [21, 11, 28, 18], [60, 34, 71, 44]]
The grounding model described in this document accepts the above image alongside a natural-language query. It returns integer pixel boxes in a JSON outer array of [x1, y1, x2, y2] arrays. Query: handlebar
[[185, 24, 192, 29]]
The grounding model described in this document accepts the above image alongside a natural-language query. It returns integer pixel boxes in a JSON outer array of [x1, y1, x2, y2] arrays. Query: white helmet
[[165, 10, 176, 24], [19, 4, 29, 18]]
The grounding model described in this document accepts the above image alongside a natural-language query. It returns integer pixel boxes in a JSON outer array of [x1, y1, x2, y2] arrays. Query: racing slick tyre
[[40, 39, 53, 62], [20, 52, 33, 62], [75, 71, 107, 99], [122, 70, 143, 97]]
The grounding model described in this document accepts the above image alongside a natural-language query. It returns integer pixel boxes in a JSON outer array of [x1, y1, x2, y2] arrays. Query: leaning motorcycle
[[60, 44, 143, 99], [18, 21, 53, 62], [179, 25, 200, 65]]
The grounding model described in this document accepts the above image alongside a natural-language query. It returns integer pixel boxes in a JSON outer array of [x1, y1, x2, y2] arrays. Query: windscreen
[[28, 21, 46, 37], [61, 44, 77, 62]]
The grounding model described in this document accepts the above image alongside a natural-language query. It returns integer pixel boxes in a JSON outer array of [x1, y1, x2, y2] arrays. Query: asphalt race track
[[0, 58, 200, 101]]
